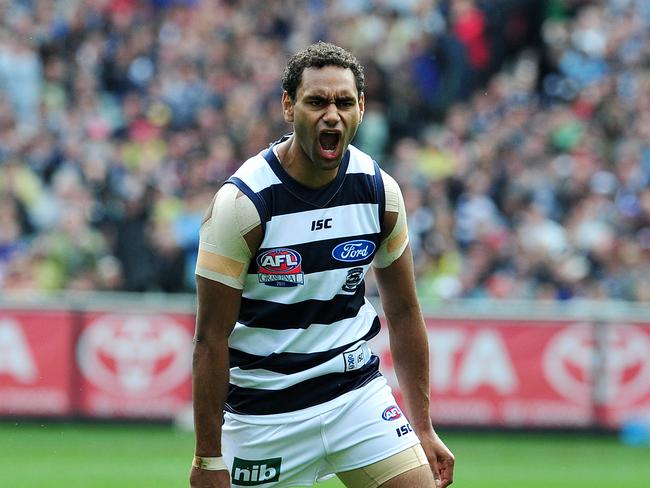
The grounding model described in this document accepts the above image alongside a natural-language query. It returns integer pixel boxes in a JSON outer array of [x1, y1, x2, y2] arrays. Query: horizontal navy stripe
[[225, 361, 381, 415], [230, 317, 380, 373], [238, 285, 365, 329], [256, 173, 378, 217], [250, 234, 381, 274]]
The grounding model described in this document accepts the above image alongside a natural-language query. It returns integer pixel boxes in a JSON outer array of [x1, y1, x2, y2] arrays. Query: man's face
[[283, 66, 365, 171]]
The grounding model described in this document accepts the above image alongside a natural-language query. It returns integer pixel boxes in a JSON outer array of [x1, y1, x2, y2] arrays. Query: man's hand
[[189, 467, 231, 488], [420, 432, 455, 488]]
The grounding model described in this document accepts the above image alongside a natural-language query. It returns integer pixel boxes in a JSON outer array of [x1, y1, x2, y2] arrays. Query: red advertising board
[[372, 318, 650, 428], [2, 303, 648, 428], [595, 322, 650, 428], [76, 311, 195, 418], [373, 319, 593, 427], [0, 310, 75, 416]]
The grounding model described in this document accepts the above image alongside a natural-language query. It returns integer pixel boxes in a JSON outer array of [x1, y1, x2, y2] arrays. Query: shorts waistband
[[225, 375, 387, 425]]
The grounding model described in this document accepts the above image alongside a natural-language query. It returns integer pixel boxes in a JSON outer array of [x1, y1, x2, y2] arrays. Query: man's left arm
[[374, 248, 455, 487], [372, 170, 454, 486]]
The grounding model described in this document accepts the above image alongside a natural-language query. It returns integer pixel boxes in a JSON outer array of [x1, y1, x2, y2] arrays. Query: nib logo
[[231, 457, 281, 486]]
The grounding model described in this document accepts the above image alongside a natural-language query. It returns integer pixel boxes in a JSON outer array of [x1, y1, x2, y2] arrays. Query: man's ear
[[282, 91, 294, 123], [359, 92, 365, 123]]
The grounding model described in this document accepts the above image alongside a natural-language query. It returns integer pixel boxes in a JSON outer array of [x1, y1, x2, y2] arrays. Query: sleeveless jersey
[[224, 142, 386, 415]]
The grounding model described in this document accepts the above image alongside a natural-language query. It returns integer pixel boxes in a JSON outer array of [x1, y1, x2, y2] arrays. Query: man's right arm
[[190, 184, 262, 488], [190, 276, 241, 488]]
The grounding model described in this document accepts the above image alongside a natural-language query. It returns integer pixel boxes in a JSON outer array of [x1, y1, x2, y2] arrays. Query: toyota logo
[[77, 314, 192, 396], [543, 323, 650, 406]]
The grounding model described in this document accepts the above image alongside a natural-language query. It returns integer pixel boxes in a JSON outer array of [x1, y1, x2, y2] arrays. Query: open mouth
[[319, 132, 341, 158]]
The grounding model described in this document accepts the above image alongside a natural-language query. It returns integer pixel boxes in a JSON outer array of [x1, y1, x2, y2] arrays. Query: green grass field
[[1, 422, 648, 488]]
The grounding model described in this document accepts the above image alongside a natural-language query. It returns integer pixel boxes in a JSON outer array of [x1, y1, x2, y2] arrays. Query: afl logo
[[257, 248, 304, 287], [382, 405, 403, 421], [332, 240, 376, 262]]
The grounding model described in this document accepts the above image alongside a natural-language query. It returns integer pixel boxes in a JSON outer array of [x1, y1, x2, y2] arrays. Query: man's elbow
[[384, 300, 421, 323]]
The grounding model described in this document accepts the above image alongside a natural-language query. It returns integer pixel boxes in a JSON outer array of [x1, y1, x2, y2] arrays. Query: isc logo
[[311, 218, 332, 231], [395, 423, 413, 437], [231, 457, 282, 486], [381, 405, 403, 421]]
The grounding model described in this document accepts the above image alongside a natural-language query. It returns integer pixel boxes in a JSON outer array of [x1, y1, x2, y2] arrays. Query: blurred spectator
[[0, 27, 42, 133], [0, 0, 647, 303]]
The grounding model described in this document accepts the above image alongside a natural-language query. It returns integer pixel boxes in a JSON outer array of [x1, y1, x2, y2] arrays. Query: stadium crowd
[[0, 0, 648, 302]]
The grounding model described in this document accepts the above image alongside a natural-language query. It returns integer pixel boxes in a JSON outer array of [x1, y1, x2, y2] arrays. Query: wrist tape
[[192, 456, 229, 471]]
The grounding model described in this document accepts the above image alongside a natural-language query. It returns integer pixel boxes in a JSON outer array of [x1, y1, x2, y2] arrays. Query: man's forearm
[[192, 337, 230, 456], [388, 311, 434, 436], [374, 247, 437, 436]]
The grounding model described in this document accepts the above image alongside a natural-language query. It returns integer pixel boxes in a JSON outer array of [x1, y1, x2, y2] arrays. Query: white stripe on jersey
[[347, 145, 376, 174], [229, 299, 377, 355], [233, 145, 374, 194], [229, 340, 373, 390], [231, 154, 282, 192], [261, 203, 380, 248], [243, 265, 370, 303]]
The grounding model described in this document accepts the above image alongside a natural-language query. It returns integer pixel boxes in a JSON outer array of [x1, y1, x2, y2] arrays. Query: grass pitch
[[1, 422, 648, 487]]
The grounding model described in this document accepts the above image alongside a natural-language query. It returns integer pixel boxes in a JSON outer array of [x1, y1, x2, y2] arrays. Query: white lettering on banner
[[0, 388, 67, 413], [90, 395, 185, 416], [428, 329, 464, 390], [429, 399, 496, 423], [502, 400, 591, 426], [427, 329, 517, 394], [0, 319, 38, 383], [458, 330, 518, 394]]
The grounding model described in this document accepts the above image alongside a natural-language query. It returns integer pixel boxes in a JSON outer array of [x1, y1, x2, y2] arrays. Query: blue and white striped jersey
[[224, 141, 386, 415]]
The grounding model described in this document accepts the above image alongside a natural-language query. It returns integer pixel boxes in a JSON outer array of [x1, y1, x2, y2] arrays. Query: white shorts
[[222, 377, 421, 488]]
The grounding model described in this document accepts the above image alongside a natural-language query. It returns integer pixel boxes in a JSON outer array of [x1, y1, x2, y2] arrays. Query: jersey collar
[[262, 134, 351, 208]]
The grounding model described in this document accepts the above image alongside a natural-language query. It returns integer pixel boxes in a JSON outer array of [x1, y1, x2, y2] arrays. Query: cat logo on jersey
[[342, 267, 364, 292], [257, 248, 304, 287]]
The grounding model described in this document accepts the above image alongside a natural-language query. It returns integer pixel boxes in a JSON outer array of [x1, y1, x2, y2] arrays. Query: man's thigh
[[337, 444, 433, 488], [324, 379, 421, 473], [377, 464, 435, 488]]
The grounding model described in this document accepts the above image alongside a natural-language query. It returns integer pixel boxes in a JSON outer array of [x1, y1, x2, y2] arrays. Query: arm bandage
[[195, 183, 261, 289], [372, 171, 409, 268]]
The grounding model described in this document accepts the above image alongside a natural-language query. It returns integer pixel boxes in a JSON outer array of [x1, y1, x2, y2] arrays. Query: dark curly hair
[[281, 41, 365, 101]]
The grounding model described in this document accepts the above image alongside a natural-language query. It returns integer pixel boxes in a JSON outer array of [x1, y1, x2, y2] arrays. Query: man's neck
[[275, 136, 339, 189]]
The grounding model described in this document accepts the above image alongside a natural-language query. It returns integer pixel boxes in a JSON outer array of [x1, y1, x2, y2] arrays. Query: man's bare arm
[[190, 186, 262, 488], [375, 240, 455, 487], [192, 276, 241, 456], [190, 276, 242, 487]]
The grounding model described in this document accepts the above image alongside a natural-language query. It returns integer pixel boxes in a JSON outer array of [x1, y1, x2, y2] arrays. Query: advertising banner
[[594, 322, 650, 428], [0, 310, 74, 415], [76, 311, 195, 418], [372, 319, 598, 427], [2, 303, 648, 427]]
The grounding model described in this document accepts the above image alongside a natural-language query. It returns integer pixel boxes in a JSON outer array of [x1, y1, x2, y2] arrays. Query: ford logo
[[332, 240, 376, 262]]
